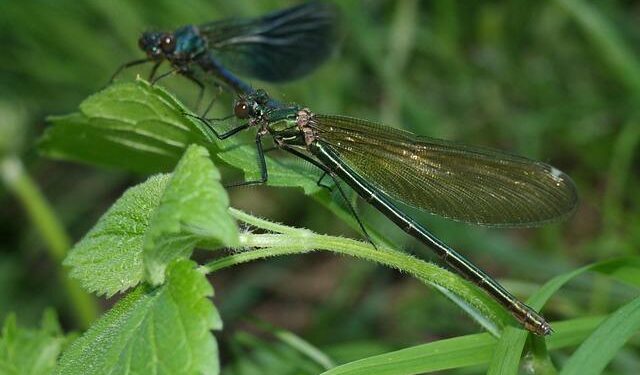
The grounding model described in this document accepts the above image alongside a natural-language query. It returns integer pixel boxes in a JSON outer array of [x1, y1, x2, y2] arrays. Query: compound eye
[[234, 101, 251, 119], [160, 34, 176, 53]]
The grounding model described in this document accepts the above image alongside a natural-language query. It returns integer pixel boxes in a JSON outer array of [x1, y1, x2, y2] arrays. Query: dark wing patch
[[202, 1, 338, 82]]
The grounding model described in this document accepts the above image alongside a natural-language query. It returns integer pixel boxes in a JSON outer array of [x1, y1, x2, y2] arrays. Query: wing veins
[[313, 115, 577, 226]]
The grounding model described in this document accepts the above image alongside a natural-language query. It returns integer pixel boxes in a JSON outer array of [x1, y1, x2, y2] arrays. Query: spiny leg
[[179, 69, 207, 110], [199, 82, 225, 119], [185, 113, 268, 188], [316, 172, 334, 192], [225, 133, 269, 188], [185, 113, 246, 140], [148, 61, 162, 81], [151, 67, 179, 85]]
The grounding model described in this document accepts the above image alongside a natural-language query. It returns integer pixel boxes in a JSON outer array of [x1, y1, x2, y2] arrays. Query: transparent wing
[[201, 1, 338, 82], [314, 115, 578, 227]]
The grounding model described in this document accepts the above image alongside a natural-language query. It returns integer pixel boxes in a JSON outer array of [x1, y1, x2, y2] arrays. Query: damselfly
[[199, 89, 578, 335], [113, 1, 338, 97]]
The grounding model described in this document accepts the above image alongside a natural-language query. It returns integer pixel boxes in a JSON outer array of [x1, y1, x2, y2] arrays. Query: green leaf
[[144, 144, 238, 285], [55, 259, 221, 375], [39, 80, 322, 195], [0, 309, 68, 375], [488, 257, 640, 375], [319, 316, 604, 375], [40, 80, 214, 174], [560, 296, 640, 375], [65, 146, 238, 295], [323, 333, 495, 375], [64, 174, 171, 297], [589, 256, 640, 288]]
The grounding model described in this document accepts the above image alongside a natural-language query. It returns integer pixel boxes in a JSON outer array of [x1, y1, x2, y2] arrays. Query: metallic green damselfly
[[202, 89, 577, 335]]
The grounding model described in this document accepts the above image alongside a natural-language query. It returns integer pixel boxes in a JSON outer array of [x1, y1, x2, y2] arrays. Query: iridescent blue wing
[[201, 1, 338, 82]]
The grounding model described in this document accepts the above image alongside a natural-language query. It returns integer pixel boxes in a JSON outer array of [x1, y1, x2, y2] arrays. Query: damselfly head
[[234, 89, 271, 119], [138, 31, 176, 60]]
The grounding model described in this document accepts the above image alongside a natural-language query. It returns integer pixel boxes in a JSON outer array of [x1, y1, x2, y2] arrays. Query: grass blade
[[560, 296, 640, 375]]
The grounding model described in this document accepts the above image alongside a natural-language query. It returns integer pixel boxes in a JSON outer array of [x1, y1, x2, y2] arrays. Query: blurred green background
[[1, 0, 639, 372]]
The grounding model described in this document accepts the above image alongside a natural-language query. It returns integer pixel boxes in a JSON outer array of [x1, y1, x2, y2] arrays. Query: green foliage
[[45, 80, 517, 335], [40, 73, 640, 375], [40, 80, 323, 194], [560, 296, 640, 375], [209, 208, 514, 335], [39, 80, 214, 174], [63, 174, 169, 297], [320, 316, 607, 375], [143, 145, 238, 285], [55, 259, 222, 375], [3, 0, 640, 373], [53, 145, 234, 374], [0, 310, 69, 375], [64, 145, 238, 295], [488, 257, 640, 374]]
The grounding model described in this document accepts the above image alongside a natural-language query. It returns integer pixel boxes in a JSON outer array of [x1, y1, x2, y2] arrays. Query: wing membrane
[[202, 1, 338, 82], [314, 115, 578, 227]]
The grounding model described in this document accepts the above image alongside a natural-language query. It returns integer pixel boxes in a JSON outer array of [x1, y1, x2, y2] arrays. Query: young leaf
[[64, 174, 171, 297], [0, 310, 68, 375], [55, 259, 222, 375], [144, 144, 238, 285], [65, 145, 237, 295]]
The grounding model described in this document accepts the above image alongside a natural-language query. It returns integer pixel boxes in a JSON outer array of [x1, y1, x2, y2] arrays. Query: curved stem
[[1, 157, 99, 328], [202, 210, 513, 336]]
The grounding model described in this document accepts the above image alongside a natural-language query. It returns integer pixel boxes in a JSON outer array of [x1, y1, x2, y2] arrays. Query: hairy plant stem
[[201, 208, 512, 336]]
